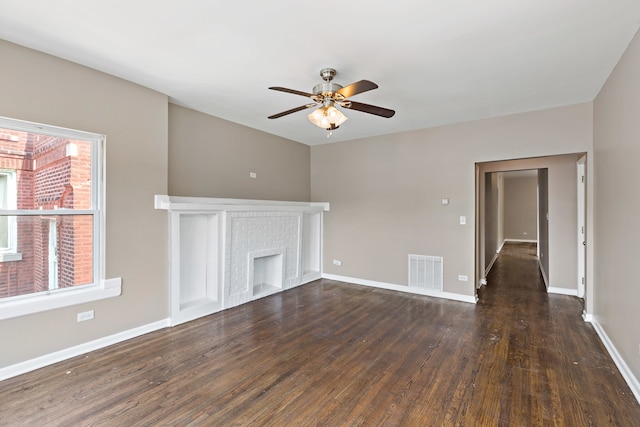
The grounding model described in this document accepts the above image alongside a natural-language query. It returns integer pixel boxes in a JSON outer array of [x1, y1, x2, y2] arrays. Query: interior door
[[577, 157, 586, 298]]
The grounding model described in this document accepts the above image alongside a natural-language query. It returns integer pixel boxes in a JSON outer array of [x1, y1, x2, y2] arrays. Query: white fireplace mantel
[[154, 195, 329, 213], [155, 195, 329, 325]]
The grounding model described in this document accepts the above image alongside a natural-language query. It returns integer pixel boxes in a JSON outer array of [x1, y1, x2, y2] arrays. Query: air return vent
[[408, 254, 443, 291]]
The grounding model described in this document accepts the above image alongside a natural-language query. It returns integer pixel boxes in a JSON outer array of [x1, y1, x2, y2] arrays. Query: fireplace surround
[[155, 196, 329, 325]]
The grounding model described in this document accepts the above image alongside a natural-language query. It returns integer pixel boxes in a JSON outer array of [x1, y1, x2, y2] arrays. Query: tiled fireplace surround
[[155, 196, 329, 325]]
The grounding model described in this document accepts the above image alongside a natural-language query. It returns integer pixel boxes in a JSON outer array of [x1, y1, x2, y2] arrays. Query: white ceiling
[[1, 1, 639, 146]]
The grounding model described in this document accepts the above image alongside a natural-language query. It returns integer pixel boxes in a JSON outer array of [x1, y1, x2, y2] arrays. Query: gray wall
[[594, 28, 640, 382], [168, 104, 310, 201], [0, 40, 169, 367], [503, 172, 538, 241], [312, 104, 593, 297]]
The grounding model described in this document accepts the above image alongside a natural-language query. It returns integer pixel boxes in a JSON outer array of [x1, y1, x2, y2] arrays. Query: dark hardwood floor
[[2, 242, 639, 426]]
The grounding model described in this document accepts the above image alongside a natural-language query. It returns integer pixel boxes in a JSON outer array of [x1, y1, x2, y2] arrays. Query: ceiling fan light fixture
[[308, 105, 348, 129]]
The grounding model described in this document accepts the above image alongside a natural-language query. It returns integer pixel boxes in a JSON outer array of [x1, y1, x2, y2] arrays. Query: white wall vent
[[408, 254, 443, 291]]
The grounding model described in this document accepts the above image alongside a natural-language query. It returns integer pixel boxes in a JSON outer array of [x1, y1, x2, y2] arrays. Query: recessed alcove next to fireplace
[[155, 195, 329, 326]]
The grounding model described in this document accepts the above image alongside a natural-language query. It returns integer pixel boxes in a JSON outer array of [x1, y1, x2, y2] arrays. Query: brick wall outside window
[[0, 129, 93, 298]]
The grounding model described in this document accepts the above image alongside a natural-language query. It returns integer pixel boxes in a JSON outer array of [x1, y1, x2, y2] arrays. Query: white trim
[[0, 209, 96, 216], [0, 317, 170, 381], [538, 259, 549, 289], [504, 238, 538, 243], [485, 252, 499, 276], [0, 169, 17, 254], [547, 286, 578, 296], [576, 158, 586, 299], [155, 195, 330, 213], [483, 240, 503, 283], [322, 273, 478, 304], [301, 271, 322, 284], [0, 277, 121, 320], [586, 316, 640, 404], [0, 116, 101, 141]]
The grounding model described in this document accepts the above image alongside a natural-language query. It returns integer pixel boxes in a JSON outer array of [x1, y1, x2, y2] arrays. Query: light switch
[[459, 216, 466, 225], [441, 198, 449, 205]]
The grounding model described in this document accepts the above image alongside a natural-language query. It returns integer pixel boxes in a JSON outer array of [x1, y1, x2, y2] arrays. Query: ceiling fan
[[268, 68, 395, 131]]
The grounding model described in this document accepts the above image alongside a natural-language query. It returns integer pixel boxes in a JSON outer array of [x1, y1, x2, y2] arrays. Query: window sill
[[0, 252, 23, 262], [0, 277, 121, 321]]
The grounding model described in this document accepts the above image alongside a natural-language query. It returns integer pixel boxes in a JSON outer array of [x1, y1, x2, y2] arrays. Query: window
[[0, 117, 120, 320]]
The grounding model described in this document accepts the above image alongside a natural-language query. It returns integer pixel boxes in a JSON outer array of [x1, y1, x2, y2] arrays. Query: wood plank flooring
[[1, 242, 639, 426]]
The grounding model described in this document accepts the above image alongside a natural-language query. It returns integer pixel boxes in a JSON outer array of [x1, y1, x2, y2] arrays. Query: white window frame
[[0, 169, 21, 261], [0, 116, 121, 320]]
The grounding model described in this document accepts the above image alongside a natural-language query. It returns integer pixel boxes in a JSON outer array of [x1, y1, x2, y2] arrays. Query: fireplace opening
[[251, 252, 284, 297]]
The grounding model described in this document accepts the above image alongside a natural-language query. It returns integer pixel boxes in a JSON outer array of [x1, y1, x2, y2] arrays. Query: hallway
[[478, 241, 639, 424], [1, 243, 639, 425]]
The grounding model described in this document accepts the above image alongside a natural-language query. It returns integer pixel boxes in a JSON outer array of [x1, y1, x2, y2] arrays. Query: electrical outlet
[[459, 216, 466, 225], [458, 275, 468, 282], [249, 172, 257, 178], [77, 310, 94, 322], [333, 259, 342, 266]]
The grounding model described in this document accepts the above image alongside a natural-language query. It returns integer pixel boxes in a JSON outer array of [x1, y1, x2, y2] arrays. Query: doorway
[[476, 153, 586, 299]]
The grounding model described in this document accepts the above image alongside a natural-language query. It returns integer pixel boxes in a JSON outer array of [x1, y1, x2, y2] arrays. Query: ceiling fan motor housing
[[313, 82, 343, 97], [313, 68, 344, 99]]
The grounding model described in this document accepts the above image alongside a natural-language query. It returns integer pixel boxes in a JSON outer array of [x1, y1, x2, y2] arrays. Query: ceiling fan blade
[[269, 86, 314, 98], [268, 103, 316, 119], [343, 101, 395, 118], [336, 80, 378, 99]]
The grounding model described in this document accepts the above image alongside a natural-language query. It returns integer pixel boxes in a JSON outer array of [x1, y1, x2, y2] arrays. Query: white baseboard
[[538, 259, 549, 289], [504, 238, 538, 243], [485, 252, 499, 277], [586, 315, 640, 404], [322, 274, 478, 304], [0, 318, 171, 381], [547, 286, 578, 296]]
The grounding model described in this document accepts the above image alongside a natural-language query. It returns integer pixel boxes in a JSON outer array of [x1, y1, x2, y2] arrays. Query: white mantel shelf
[[154, 195, 330, 213], [155, 195, 328, 326]]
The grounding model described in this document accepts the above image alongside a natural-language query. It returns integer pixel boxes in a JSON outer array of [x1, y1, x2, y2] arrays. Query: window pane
[[0, 128, 93, 210], [0, 175, 8, 249], [0, 215, 93, 299], [0, 174, 7, 208], [0, 215, 7, 249]]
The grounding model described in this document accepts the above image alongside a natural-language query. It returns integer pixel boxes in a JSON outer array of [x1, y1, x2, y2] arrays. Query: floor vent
[[408, 254, 443, 291]]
